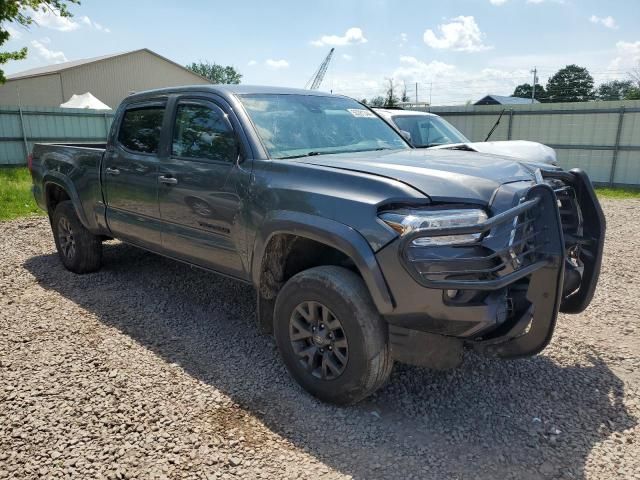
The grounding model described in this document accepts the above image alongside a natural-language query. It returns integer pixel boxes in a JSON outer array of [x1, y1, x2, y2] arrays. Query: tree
[[512, 83, 547, 102], [1, 0, 79, 83], [384, 78, 399, 107], [186, 61, 242, 84], [625, 88, 640, 100], [626, 62, 640, 99], [400, 81, 409, 103], [629, 61, 640, 88], [369, 96, 385, 107], [596, 80, 636, 101], [545, 64, 594, 103], [360, 98, 368, 105]]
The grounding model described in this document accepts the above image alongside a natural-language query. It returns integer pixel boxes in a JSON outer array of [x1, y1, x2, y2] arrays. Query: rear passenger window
[[172, 103, 236, 162], [118, 106, 165, 154]]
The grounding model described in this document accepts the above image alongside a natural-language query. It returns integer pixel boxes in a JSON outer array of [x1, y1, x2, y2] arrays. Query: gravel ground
[[1, 199, 639, 480]]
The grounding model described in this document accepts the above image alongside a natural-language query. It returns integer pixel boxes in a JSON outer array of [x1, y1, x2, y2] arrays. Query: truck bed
[[30, 142, 107, 232]]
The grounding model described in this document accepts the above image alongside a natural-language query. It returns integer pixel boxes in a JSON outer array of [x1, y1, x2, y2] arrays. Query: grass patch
[[595, 186, 640, 200], [0, 166, 44, 221], [1, 165, 638, 222]]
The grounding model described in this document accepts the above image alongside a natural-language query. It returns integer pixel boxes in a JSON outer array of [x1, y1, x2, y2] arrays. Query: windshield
[[391, 115, 469, 148], [238, 94, 409, 159]]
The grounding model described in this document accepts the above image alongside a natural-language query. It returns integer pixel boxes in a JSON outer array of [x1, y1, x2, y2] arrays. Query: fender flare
[[251, 211, 395, 315], [42, 172, 91, 229]]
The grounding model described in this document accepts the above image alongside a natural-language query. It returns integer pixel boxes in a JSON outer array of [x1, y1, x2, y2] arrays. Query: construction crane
[[305, 48, 335, 90]]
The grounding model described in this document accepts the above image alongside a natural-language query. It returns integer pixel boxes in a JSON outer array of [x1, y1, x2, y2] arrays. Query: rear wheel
[[274, 266, 393, 404], [51, 201, 102, 274]]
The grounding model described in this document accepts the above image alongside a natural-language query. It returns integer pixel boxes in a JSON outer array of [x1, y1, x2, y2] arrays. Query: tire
[[51, 201, 102, 274], [274, 266, 393, 405]]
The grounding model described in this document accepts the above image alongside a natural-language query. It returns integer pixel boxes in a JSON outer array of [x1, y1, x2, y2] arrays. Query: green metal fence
[[424, 100, 640, 186], [3, 101, 640, 186], [0, 106, 114, 166]]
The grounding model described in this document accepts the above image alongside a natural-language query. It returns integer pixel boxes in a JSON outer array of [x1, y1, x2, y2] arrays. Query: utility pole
[[415, 82, 418, 104], [429, 81, 433, 106], [531, 67, 538, 103]]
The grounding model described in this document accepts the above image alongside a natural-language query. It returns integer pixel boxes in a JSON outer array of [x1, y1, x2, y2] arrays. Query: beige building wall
[[0, 74, 63, 107], [60, 50, 210, 109], [0, 50, 211, 108]]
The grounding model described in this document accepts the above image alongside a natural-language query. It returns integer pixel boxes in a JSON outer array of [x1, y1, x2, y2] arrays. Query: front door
[[158, 98, 249, 277], [102, 101, 166, 249]]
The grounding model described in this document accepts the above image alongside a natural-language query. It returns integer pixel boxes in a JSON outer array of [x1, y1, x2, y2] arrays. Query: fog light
[[446, 289, 459, 299]]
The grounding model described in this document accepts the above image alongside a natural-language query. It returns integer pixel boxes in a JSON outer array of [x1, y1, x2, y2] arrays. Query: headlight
[[379, 208, 488, 246]]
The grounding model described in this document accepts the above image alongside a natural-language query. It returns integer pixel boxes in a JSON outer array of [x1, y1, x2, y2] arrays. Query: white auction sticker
[[347, 109, 376, 118]]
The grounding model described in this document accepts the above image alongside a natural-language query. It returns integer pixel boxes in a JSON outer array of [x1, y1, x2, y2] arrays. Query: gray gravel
[[1, 199, 639, 479]]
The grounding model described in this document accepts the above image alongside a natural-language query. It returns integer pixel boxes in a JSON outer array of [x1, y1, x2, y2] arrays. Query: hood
[[291, 148, 545, 204], [431, 140, 557, 166]]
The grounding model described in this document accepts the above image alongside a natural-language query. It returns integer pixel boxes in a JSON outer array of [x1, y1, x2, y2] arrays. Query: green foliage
[[625, 88, 640, 100], [400, 81, 410, 103], [0, 0, 80, 83], [596, 80, 636, 101], [384, 78, 399, 107], [369, 96, 385, 107], [0, 167, 44, 220], [546, 65, 594, 103], [512, 83, 547, 102], [186, 61, 242, 84]]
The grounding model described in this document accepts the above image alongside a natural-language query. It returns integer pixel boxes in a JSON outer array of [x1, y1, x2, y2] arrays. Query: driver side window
[[172, 102, 236, 162]]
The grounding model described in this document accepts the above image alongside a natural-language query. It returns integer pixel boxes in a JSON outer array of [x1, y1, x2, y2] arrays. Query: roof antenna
[[485, 108, 506, 142]]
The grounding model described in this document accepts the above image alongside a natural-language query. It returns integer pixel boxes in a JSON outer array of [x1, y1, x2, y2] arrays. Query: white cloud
[[311, 27, 367, 47], [79, 15, 111, 32], [490, 0, 509, 5], [30, 39, 68, 63], [589, 15, 618, 29], [330, 55, 534, 105], [398, 32, 408, 47], [609, 41, 640, 72], [247, 60, 257, 66], [423, 16, 491, 52], [341, 54, 353, 61], [26, 8, 110, 33], [265, 59, 289, 69], [6, 25, 24, 39], [28, 8, 80, 31]]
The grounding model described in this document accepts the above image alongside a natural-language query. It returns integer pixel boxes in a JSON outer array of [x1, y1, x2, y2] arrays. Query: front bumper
[[376, 169, 605, 360]]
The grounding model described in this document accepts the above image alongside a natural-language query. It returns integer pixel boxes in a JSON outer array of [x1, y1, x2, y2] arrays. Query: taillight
[[27, 153, 33, 172]]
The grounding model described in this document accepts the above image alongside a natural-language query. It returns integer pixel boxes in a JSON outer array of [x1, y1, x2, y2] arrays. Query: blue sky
[[4, 0, 640, 104]]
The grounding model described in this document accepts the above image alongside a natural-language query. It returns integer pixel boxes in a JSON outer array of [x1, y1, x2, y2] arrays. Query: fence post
[[507, 109, 514, 140], [609, 106, 626, 186], [103, 113, 110, 138], [18, 106, 29, 161]]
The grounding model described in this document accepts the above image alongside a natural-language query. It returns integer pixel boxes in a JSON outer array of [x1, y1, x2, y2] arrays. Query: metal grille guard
[[399, 188, 559, 291]]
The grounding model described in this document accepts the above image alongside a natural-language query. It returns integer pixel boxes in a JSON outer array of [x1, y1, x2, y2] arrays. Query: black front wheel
[[51, 201, 102, 274], [274, 266, 393, 405]]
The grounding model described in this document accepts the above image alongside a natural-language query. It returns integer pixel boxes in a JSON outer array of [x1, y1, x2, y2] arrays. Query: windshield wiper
[[277, 151, 328, 160], [277, 147, 394, 160]]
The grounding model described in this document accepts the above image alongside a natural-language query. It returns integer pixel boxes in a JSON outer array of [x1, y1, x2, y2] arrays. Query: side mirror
[[400, 130, 412, 143]]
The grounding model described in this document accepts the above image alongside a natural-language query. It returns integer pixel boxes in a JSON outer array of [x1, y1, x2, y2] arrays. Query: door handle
[[158, 175, 178, 185], [105, 167, 120, 176]]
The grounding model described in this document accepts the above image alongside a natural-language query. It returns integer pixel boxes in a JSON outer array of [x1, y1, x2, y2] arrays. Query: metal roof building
[[0, 48, 211, 109], [474, 95, 540, 106]]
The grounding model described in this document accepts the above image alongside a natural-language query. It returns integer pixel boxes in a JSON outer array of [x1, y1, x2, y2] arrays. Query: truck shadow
[[24, 242, 636, 480]]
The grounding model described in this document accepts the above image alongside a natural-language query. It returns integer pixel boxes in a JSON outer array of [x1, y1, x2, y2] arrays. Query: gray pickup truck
[[29, 85, 605, 404]]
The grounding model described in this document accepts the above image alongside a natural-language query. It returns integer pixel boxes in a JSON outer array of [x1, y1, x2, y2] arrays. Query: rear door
[[102, 100, 166, 248], [157, 96, 250, 277]]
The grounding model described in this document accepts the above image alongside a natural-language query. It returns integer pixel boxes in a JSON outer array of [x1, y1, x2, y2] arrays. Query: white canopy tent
[[60, 92, 111, 110]]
